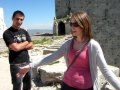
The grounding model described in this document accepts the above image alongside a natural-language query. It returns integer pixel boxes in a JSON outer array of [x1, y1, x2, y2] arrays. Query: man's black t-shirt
[[3, 27, 32, 64]]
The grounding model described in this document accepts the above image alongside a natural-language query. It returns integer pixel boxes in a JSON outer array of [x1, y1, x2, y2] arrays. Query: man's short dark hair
[[12, 10, 25, 19]]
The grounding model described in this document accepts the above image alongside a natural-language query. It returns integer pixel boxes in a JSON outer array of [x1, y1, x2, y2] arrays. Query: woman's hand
[[16, 65, 30, 78]]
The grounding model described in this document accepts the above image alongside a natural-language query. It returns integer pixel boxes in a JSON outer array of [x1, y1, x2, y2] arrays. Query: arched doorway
[[58, 21, 65, 35]]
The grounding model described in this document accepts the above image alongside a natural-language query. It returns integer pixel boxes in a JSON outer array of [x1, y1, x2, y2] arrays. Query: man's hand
[[24, 42, 33, 50]]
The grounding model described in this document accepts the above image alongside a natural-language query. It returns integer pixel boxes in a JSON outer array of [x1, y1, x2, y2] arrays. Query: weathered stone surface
[[32, 57, 66, 85], [43, 49, 57, 55], [0, 39, 8, 53], [101, 77, 120, 90], [55, 0, 120, 68], [98, 65, 120, 89]]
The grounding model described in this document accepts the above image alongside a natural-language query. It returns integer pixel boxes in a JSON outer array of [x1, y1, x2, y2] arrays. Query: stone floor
[[0, 57, 12, 90]]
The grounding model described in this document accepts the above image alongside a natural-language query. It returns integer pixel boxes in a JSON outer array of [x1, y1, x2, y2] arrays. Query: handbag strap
[[66, 40, 89, 72]]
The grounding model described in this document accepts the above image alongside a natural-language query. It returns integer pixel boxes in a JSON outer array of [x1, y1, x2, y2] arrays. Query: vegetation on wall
[[54, 15, 70, 23], [32, 38, 53, 45]]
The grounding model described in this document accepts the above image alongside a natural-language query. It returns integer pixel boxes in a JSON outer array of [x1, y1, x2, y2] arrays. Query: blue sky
[[0, 0, 55, 30]]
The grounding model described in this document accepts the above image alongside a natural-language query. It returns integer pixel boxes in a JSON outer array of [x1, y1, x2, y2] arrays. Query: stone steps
[[43, 35, 72, 55]]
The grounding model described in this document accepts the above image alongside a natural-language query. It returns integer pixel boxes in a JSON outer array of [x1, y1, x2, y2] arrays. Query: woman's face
[[70, 18, 83, 38]]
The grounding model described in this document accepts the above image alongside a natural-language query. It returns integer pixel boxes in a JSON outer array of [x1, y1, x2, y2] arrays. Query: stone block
[[43, 49, 57, 55]]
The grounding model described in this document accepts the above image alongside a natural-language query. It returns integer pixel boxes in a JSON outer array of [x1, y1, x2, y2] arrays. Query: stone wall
[[55, 0, 120, 67], [0, 8, 7, 38]]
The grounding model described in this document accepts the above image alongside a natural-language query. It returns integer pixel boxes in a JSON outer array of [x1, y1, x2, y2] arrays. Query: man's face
[[12, 13, 24, 29]]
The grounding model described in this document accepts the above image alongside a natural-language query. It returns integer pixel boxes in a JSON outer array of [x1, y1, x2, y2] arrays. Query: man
[[3, 10, 33, 90]]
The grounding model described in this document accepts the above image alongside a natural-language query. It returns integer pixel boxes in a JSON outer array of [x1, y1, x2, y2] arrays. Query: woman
[[17, 11, 120, 90]]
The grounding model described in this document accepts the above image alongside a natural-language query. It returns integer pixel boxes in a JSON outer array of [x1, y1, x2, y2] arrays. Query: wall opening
[[58, 21, 65, 35]]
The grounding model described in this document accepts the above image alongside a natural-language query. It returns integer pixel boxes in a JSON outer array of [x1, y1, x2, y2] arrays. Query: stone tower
[[0, 8, 7, 38], [54, 0, 120, 68]]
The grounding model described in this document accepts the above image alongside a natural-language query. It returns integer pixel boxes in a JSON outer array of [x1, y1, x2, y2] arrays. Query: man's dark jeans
[[10, 64, 31, 90]]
